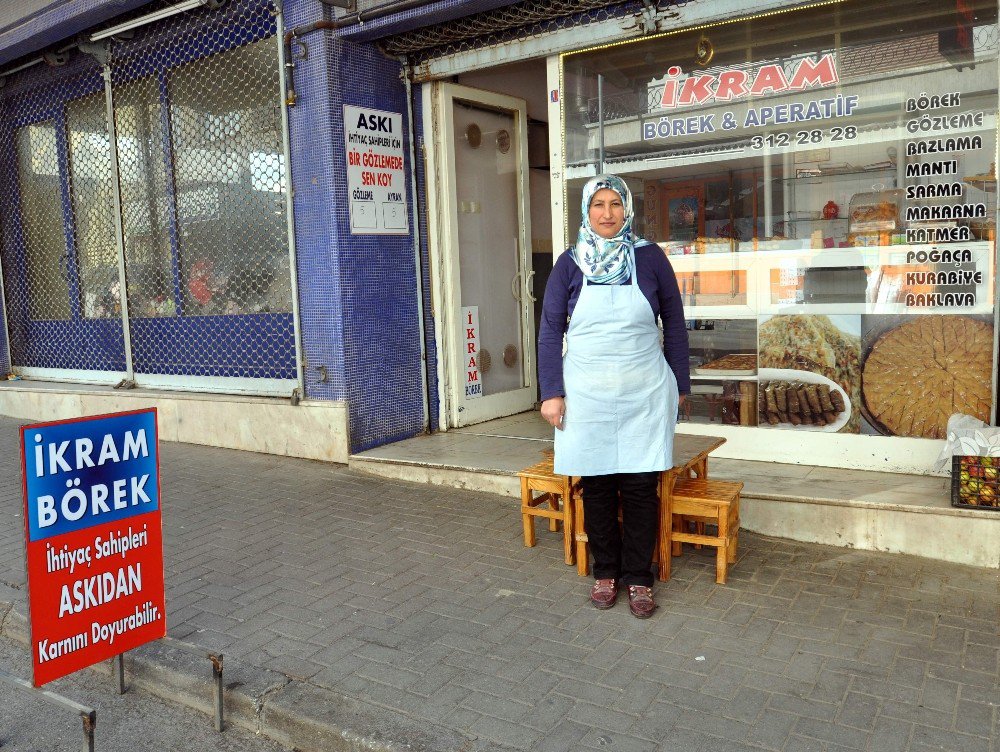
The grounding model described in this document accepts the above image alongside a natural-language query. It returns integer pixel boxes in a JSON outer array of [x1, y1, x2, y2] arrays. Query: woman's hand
[[679, 394, 687, 407], [541, 397, 566, 430]]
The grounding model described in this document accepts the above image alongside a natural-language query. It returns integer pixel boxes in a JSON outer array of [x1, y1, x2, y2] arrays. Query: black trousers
[[580, 471, 659, 588]]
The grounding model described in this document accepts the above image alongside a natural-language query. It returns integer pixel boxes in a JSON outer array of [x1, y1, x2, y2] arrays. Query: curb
[[0, 590, 509, 752]]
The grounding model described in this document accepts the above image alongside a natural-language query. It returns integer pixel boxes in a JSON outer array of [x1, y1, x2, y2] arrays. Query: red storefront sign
[[21, 409, 165, 686]]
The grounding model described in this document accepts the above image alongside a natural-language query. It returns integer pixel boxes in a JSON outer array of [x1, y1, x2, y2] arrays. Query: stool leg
[[574, 492, 589, 576], [521, 478, 536, 548], [658, 472, 675, 581], [562, 481, 574, 566], [671, 514, 682, 557], [728, 501, 739, 564], [548, 493, 560, 533], [716, 506, 729, 584]]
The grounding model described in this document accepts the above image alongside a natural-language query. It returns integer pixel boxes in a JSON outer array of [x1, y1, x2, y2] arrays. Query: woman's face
[[588, 188, 626, 239]]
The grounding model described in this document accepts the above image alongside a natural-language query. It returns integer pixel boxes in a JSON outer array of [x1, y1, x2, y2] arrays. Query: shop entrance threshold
[[350, 412, 1000, 569]]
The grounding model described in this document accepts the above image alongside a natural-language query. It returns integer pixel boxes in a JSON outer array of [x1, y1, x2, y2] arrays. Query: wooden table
[[657, 434, 726, 581], [539, 434, 726, 580]]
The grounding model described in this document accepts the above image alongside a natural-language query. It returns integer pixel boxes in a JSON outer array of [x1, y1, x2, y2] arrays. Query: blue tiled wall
[[285, 1, 348, 404], [286, 0, 428, 452], [334, 40, 427, 451]]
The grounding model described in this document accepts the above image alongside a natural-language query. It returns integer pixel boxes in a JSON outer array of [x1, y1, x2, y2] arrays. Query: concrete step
[[349, 450, 1000, 570]]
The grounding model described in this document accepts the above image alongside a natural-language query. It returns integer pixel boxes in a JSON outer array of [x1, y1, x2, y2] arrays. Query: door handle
[[525, 270, 536, 303], [511, 272, 521, 302]]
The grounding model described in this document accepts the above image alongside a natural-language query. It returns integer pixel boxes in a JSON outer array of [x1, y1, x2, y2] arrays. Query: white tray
[[758, 368, 852, 433]]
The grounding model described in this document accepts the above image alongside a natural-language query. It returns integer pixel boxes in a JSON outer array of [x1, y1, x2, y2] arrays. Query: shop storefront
[[555, 0, 999, 472], [1, 0, 998, 473]]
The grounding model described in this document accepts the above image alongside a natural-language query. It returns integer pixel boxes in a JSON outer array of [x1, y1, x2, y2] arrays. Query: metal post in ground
[[115, 653, 126, 695], [0, 669, 96, 751], [209, 653, 224, 731], [160, 638, 225, 732]]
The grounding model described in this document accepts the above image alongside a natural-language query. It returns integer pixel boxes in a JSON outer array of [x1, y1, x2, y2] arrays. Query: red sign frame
[[20, 409, 165, 686]]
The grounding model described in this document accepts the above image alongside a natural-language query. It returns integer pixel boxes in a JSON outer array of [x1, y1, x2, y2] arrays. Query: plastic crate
[[951, 455, 1000, 510]]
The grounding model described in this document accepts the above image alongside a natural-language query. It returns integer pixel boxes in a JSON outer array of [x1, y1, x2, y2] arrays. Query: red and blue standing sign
[[20, 409, 166, 686]]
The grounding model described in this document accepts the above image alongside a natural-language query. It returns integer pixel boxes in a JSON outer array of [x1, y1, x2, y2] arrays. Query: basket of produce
[[951, 455, 1000, 510]]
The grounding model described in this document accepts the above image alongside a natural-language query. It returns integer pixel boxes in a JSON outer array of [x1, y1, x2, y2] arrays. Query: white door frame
[[424, 81, 537, 429]]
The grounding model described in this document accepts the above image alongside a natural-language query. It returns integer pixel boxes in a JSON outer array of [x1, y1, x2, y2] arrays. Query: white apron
[[554, 251, 678, 476]]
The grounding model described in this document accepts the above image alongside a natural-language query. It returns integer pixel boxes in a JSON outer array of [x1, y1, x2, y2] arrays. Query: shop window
[[26, 124, 59, 177], [114, 76, 176, 319], [250, 152, 285, 193], [16, 121, 70, 320], [562, 0, 998, 440], [167, 38, 290, 316], [66, 92, 119, 320]]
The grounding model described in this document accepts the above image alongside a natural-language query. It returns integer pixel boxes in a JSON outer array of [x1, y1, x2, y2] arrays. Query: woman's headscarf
[[570, 174, 638, 285]]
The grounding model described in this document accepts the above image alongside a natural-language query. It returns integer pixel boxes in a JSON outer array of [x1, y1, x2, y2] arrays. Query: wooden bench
[[517, 458, 575, 566], [670, 478, 742, 584]]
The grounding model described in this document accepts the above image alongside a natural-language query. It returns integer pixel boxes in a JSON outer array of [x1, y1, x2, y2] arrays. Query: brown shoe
[[590, 578, 618, 609], [628, 585, 656, 618]]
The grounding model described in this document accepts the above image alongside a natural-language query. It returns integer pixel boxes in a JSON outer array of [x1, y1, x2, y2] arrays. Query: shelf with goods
[[683, 319, 758, 427], [682, 378, 758, 427], [784, 164, 899, 246], [783, 167, 898, 183], [669, 241, 994, 317], [961, 167, 998, 242], [690, 374, 758, 381]]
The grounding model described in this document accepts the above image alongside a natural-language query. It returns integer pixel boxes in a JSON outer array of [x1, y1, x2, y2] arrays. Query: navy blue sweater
[[538, 242, 691, 401]]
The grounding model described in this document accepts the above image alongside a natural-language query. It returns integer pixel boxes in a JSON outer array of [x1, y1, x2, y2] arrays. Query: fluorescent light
[[90, 0, 207, 42]]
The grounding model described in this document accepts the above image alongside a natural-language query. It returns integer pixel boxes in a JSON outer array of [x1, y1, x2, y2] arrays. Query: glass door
[[435, 83, 536, 426]]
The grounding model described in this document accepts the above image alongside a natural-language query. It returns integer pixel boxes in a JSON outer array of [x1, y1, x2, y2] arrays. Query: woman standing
[[538, 174, 690, 618]]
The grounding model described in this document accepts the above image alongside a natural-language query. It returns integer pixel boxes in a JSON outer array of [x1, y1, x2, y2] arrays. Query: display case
[[782, 167, 898, 249], [964, 162, 997, 242], [847, 188, 904, 246], [683, 319, 758, 427]]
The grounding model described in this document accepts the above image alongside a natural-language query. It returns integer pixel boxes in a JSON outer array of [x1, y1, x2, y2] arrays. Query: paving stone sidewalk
[[0, 415, 997, 752]]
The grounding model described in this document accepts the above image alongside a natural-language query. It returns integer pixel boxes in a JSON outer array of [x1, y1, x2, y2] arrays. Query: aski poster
[[344, 104, 409, 235], [20, 409, 165, 686]]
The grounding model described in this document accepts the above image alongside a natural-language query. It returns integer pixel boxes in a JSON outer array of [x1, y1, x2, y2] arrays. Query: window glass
[[16, 121, 70, 320], [66, 92, 119, 319], [114, 75, 176, 318], [563, 0, 998, 439], [168, 38, 291, 316]]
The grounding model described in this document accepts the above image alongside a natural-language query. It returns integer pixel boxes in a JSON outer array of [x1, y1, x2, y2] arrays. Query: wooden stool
[[670, 478, 742, 584], [517, 458, 575, 566]]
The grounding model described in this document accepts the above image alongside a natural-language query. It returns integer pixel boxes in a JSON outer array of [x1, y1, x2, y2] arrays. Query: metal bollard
[[160, 638, 225, 732], [0, 669, 96, 751], [209, 653, 224, 732], [115, 653, 126, 695]]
